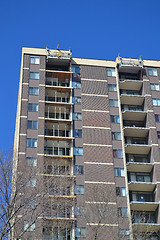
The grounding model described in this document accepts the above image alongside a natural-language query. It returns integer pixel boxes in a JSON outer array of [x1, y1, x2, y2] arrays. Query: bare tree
[[85, 185, 120, 240], [0, 150, 75, 240]]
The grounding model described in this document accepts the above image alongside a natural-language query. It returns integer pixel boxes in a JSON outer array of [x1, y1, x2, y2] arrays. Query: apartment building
[[13, 47, 160, 240]]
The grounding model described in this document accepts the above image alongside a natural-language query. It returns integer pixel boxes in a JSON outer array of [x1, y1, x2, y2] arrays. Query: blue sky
[[0, 0, 160, 150]]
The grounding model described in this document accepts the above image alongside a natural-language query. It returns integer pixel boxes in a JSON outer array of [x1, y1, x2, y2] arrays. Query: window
[[26, 178, 36, 187], [116, 187, 126, 197], [72, 96, 81, 104], [155, 114, 160, 122], [24, 198, 36, 209], [27, 120, 38, 129], [73, 113, 82, 120], [72, 81, 81, 88], [157, 132, 160, 139], [73, 129, 82, 138], [75, 227, 86, 238], [152, 99, 160, 106], [113, 149, 123, 158], [150, 83, 160, 91], [114, 168, 125, 177], [119, 229, 130, 236], [109, 99, 118, 107], [29, 87, 39, 95], [74, 165, 84, 174], [74, 206, 85, 216], [110, 115, 120, 123], [28, 103, 38, 112], [108, 84, 117, 91], [118, 207, 128, 217], [29, 72, 39, 79], [30, 56, 40, 64], [148, 68, 157, 76], [26, 138, 37, 148], [24, 221, 35, 231], [73, 147, 83, 156], [107, 68, 116, 77], [74, 185, 84, 195], [112, 132, 121, 140], [26, 157, 37, 167], [72, 65, 80, 74]]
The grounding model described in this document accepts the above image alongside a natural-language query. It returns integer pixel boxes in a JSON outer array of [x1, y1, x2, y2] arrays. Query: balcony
[[118, 57, 143, 73], [130, 191, 154, 202], [123, 120, 146, 128], [130, 202, 159, 212], [124, 128, 149, 140], [128, 182, 156, 192], [132, 211, 156, 224], [44, 140, 71, 157], [121, 104, 143, 112], [125, 137, 148, 145], [45, 70, 72, 88], [46, 48, 72, 60], [43, 223, 72, 240], [44, 158, 72, 176], [45, 105, 71, 121], [120, 89, 142, 95], [126, 154, 149, 163], [120, 95, 144, 105]]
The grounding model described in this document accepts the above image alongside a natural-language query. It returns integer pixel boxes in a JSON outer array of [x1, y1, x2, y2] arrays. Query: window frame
[[108, 84, 117, 92], [109, 99, 118, 107], [72, 81, 81, 88], [72, 96, 82, 104], [29, 87, 39, 95], [30, 56, 40, 65], [113, 149, 123, 158], [26, 157, 37, 167], [110, 115, 120, 123], [148, 67, 158, 77], [106, 68, 116, 77], [27, 120, 38, 129], [150, 83, 160, 91], [29, 72, 39, 79], [152, 98, 160, 106], [74, 165, 84, 174], [26, 138, 38, 148], [28, 103, 38, 112], [73, 112, 82, 121], [74, 185, 84, 195], [112, 132, 121, 140]]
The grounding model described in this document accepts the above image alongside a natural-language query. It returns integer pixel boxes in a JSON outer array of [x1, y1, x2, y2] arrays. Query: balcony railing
[[132, 212, 156, 224], [120, 90, 142, 96], [45, 112, 70, 120], [46, 80, 70, 87], [126, 154, 150, 163], [44, 147, 70, 156], [45, 129, 70, 137], [121, 105, 143, 112], [43, 206, 72, 219], [45, 96, 70, 103], [130, 192, 154, 202], [44, 164, 71, 176], [123, 120, 145, 128], [129, 173, 151, 183], [125, 137, 148, 145]]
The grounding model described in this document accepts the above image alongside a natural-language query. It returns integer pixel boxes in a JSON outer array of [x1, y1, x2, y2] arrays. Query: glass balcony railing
[[132, 212, 156, 224], [44, 147, 70, 156], [129, 173, 151, 183], [45, 96, 70, 103], [130, 191, 154, 202], [45, 112, 70, 120], [121, 105, 143, 112], [44, 164, 71, 176], [123, 120, 146, 128], [126, 154, 150, 163], [45, 129, 70, 137], [120, 90, 142, 96], [125, 137, 148, 145], [46, 80, 70, 87]]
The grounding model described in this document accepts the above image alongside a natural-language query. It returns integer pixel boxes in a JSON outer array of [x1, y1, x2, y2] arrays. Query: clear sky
[[0, 0, 160, 150]]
